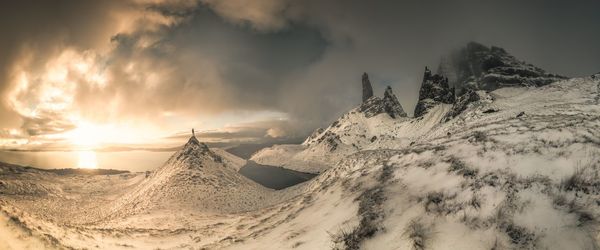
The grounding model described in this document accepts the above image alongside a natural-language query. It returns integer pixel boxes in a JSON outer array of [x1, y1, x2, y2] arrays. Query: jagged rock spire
[[414, 66, 455, 117], [362, 72, 374, 103], [382, 86, 407, 118], [359, 83, 407, 119]]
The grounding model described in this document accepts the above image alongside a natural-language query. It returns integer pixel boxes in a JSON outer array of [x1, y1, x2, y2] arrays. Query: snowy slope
[[242, 77, 600, 249], [251, 102, 452, 174]]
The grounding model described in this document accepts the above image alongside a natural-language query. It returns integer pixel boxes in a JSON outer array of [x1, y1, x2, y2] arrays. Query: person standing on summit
[[192, 128, 195, 137]]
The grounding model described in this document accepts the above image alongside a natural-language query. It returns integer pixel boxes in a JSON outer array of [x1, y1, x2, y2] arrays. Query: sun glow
[[77, 151, 98, 169], [64, 120, 155, 148], [66, 122, 107, 147]]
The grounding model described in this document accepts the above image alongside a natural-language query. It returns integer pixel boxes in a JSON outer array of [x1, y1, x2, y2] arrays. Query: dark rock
[[315, 131, 341, 152], [382, 86, 407, 118], [304, 128, 325, 145], [482, 108, 499, 113], [362, 72, 374, 103], [516, 111, 525, 118], [359, 86, 407, 119], [443, 89, 480, 121], [438, 42, 567, 94], [177, 136, 222, 165], [359, 97, 386, 118], [414, 67, 455, 117]]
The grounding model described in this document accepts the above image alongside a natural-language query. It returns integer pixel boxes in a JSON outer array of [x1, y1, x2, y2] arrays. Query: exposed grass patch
[[403, 219, 431, 250], [378, 163, 394, 183], [560, 159, 600, 194], [472, 131, 488, 143], [469, 193, 481, 210], [500, 222, 537, 248], [554, 196, 598, 228], [338, 187, 385, 249], [332, 164, 395, 249], [423, 191, 462, 215], [447, 157, 478, 178]]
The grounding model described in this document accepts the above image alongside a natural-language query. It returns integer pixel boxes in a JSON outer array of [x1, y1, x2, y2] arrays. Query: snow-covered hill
[[108, 136, 277, 219]]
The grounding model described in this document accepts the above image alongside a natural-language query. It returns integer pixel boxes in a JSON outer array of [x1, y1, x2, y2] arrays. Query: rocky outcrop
[[359, 97, 386, 118], [382, 86, 407, 118], [359, 86, 407, 119], [362, 72, 374, 102], [357, 73, 407, 119], [315, 131, 341, 152], [443, 89, 481, 121], [177, 136, 222, 164], [438, 42, 566, 94], [414, 67, 455, 117], [303, 127, 325, 145]]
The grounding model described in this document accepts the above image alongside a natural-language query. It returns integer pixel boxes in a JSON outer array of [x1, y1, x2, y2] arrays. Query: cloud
[[200, 0, 290, 31], [1, 0, 600, 148], [166, 117, 306, 144]]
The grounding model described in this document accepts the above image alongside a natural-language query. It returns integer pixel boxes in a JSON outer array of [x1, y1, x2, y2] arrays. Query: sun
[[77, 151, 98, 169], [66, 122, 105, 148]]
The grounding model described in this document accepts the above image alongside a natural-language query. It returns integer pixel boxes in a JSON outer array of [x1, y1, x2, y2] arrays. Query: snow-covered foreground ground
[[1, 77, 600, 249]]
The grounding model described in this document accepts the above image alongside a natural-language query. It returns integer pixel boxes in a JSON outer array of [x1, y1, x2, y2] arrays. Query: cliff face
[[359, 73, 407, 119], [416, 42, 567, 118], [413, 67, 455, 117], [438, 42, 566, 94]]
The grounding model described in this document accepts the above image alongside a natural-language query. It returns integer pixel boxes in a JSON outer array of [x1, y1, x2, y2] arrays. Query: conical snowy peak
[[111, 135, 272, 215]]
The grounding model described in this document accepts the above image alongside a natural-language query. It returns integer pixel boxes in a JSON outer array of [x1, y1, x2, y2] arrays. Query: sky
[[0, 0, 599, 150]]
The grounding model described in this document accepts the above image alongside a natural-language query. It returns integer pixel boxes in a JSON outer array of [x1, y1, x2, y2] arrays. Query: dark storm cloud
[[1, 0, 600, 145], [95, 6, 326, 118]]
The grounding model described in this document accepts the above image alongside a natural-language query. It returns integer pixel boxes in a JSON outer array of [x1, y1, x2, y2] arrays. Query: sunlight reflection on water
[[0, 150, 174, 171], [77, 151, 98, 169]]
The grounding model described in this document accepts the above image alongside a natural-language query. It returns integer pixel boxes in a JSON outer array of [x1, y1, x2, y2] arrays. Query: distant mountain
[[254, 42, 571, 173], [438, 42, 566, 93], [415, 42, 566, 118]]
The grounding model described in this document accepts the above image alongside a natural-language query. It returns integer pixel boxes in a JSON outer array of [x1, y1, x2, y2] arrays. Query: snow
[[1, 77, 600, 249], [252, 104, 452, 174]]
